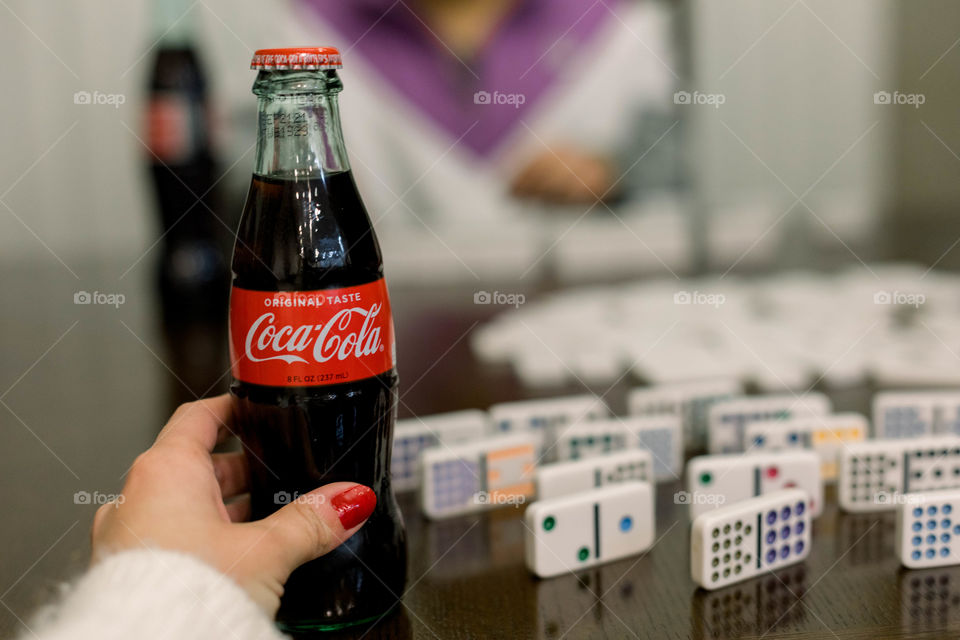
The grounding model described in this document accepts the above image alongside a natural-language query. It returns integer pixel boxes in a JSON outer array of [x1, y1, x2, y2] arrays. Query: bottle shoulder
[[232, 171, 383, 289]]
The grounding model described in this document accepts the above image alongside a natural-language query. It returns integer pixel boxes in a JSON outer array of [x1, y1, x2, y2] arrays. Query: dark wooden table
[[2, 261, 960, 640]]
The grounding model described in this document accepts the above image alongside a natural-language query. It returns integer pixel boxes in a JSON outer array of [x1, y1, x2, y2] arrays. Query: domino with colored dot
[[627, 378, 741, 451], [896, 488, 960, 568], [838, 436, 960, 512], [420, 432, 539, 519], [691, 488, 811, 590], [743, 413, 868, 482], [489, 395, 610, 461], [524, 482, 655, 578], [488, 394, 610, 435], [874, 391, 960, 439], [707, 393, 832, 454], [535, 449, 654, 500], [633, 415, 684, 480], [552, 419, 631, 462], [392, 410, 489, 492], [553, 416, 683, 481], [686, 451, 823, 519]]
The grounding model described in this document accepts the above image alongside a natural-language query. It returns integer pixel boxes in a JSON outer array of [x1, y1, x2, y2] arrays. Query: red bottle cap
[[250, 47, 342, 70]]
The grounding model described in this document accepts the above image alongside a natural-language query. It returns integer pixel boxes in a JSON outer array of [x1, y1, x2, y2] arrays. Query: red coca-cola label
[[146, 94, 193, 163], [229, 279, 395, 387]]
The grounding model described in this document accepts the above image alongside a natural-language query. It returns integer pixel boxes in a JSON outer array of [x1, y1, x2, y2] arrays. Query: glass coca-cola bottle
[[145, 0, 230, 409], [228, 47, 406, 632]]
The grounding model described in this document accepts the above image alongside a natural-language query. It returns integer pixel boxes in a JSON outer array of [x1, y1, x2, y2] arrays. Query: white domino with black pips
[[707, 393, 832, 454], [524, 482, 655, 578], [838, 435, 960, 513], [420, 432, 539, 519], [873, 391, 960, 439], [896, 488, 960, 568], [686, 451, 823, 519], [535, 449, 654, 500], [743, 413, 867, 482], [392, 410, 488, 491], [553, 416, 682, 481], [691, 488, 811, 590]]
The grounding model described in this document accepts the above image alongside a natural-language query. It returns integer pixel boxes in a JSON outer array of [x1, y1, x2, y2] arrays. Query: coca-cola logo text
[[244, 304, 384, 364], [230, 280, 394, 387]]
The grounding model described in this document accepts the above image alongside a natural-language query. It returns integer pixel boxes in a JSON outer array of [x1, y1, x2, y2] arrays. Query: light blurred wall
[[686, 0, 892, 221], [0, 1, 152, 268]]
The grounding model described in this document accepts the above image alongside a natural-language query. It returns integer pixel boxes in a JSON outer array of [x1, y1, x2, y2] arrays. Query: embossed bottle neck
[[252, 71, 349, 179]]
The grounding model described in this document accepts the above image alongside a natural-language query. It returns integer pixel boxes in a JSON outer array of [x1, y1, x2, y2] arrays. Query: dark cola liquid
[[230, 171, 406, 630]]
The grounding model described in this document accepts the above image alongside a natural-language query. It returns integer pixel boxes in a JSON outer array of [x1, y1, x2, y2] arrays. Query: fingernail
[[331, 485, 376, 530]]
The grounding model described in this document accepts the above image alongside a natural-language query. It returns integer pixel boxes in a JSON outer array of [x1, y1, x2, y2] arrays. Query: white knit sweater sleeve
[[23, 549, 286, 640]]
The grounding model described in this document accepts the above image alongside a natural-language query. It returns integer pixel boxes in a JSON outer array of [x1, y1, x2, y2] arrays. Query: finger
[[510, 153, 553, 198], [583, 158, 615, 200], [155, 395, 234, 454], [526, 161, 557, 197], [258, 482, 376, 572], [213, 451, 250, 499], [562, 178, 590, 204], [215, 424, 236, 447], [225, 494, 251, 523], [91, 502, 114, 544], [509, 167, 536, 197]]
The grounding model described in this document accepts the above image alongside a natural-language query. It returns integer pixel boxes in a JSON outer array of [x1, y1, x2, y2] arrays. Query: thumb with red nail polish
[[89, 398, 381, 618], [243, 482, 376, 610], [331, 484, 378, 530]]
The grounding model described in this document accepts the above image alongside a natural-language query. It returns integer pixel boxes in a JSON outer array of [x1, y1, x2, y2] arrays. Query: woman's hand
[[510, 147, 618, 205], [91, 395, 375, 616]]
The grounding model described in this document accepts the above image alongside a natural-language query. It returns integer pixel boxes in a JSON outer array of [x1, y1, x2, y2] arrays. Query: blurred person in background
[[207, 0, 679, 229]]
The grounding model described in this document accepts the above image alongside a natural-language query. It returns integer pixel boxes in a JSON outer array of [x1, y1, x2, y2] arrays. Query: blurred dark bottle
[[144, 0, 230, 408]]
